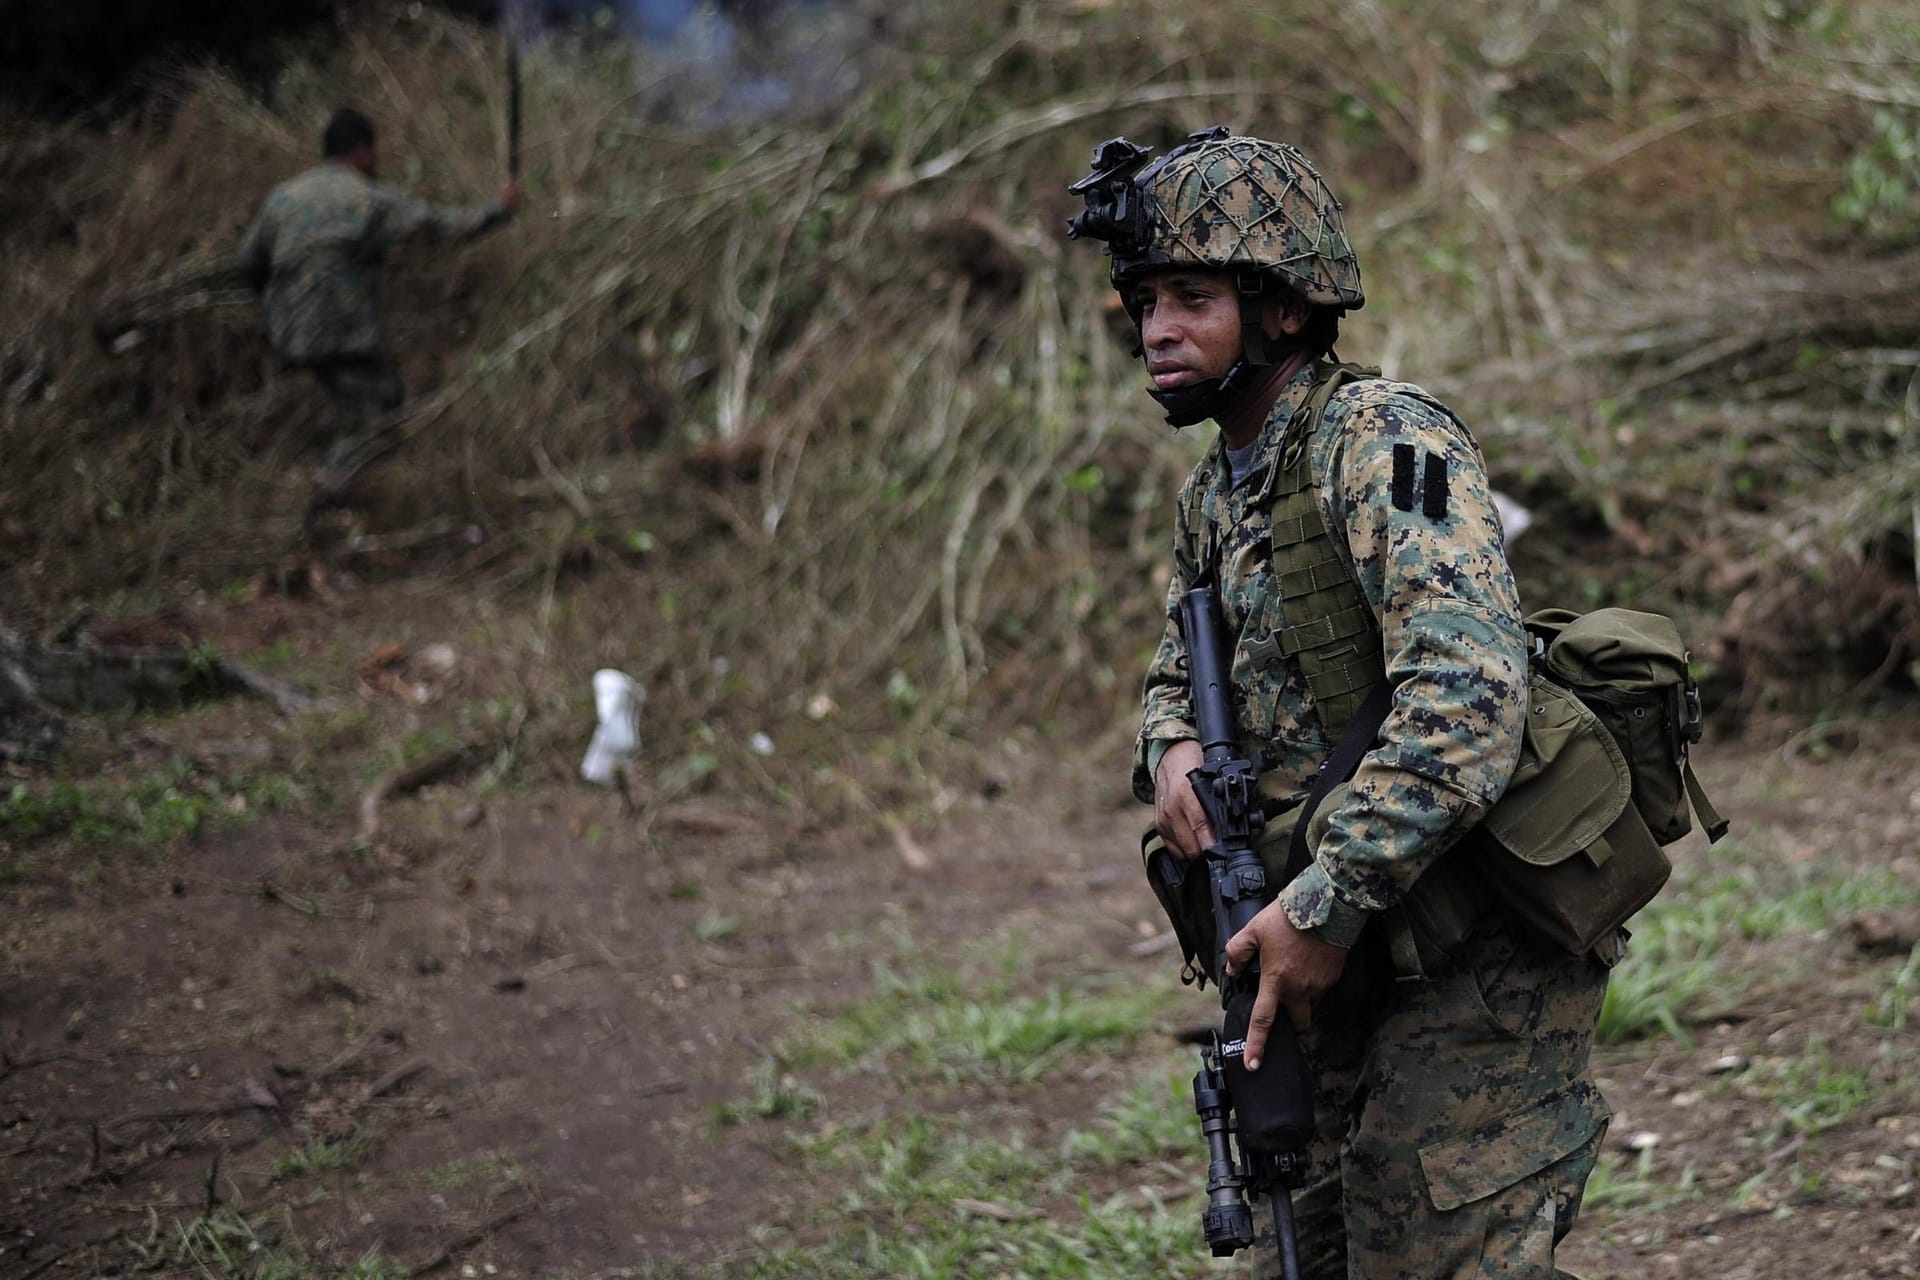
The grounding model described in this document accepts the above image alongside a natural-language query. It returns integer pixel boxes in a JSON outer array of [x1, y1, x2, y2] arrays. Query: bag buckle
[[1682, 684, 1704, 746]]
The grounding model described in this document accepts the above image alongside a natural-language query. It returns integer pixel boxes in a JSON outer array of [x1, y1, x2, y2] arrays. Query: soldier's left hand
[[1223, 901, 1348, 1071]]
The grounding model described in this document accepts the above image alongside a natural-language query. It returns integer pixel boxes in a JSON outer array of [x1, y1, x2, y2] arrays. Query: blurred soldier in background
[[236, 107, 521, 472]]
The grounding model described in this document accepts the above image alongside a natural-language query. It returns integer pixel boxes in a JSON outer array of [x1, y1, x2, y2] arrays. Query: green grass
[[1597, 840, 1920, 1043], [1580, 1147, 1702, 1214], [783, 960, 1179, 1084], [270, 1134, 367, 1182], [1734, 1039, 1900, 1146], [0, 758, 298, 857], [1060, 1068, 1197, 1167], [129, 1205, 406, 1280], [697, 934, 1224, 1276], [1865, 943, 1920, 1030], [746, 1071, 1213, 1280], [712, 1059, 822, 1126]]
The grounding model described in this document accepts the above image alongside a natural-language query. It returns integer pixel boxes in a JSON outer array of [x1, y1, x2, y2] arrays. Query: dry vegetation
[[5, 8, 1920, 1276], [3, 0, 1919, 793]]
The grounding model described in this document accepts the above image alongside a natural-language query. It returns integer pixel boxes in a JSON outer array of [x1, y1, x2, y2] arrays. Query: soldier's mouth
[[1149, 367, 1197, 388]]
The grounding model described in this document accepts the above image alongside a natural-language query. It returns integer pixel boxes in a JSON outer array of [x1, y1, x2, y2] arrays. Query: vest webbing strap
[[1266, 362, 1386, 741], [1179, 361, 1387, 750]]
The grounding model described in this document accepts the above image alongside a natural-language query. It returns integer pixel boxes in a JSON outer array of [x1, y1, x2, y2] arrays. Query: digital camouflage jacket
[[1134, 361, 1529, 948], [236, 163, 510, 365]]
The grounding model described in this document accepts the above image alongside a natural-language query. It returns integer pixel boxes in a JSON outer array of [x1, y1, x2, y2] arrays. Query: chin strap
[[1148, 361, 1246, 427], [1237, 271, 1275, 367], [1145, 270, 1276, 428]]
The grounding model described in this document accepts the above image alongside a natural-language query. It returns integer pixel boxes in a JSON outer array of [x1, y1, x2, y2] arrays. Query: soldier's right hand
[[1154, 738, 1215, 860], [499, 182, 524, 213]]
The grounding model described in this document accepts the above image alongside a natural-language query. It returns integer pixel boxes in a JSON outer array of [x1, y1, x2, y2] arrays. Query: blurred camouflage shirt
[[235, 163, 509, 365], [1134, 361, 1529, 948]]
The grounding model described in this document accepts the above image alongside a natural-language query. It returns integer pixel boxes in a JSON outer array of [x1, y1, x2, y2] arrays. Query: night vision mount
[[1066, 137, 1155, 252], [1065, 125, 1231, 256]]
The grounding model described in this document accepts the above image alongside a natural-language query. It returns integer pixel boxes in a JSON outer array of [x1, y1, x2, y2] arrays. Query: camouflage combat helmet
[[1067, 126, 1364, 426], [1070, 126, 1364, 314]]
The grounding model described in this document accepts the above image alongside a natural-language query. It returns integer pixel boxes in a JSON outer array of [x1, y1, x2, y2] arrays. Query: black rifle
[[1171, 584, 1315, 1278]]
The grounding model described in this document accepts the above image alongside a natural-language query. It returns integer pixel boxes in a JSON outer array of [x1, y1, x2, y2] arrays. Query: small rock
[[1707, 1053, 1749, 1075], [453, 803, 485, 829], [748, 732, 775, 756], [1626, 1130, 1661, 1153], [1844, 908, 1920, 957]]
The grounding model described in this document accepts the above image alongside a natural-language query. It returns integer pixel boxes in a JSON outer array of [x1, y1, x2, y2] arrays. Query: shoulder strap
[[1287, 680, 1392, 881], [1684, 759, 1730, 843]]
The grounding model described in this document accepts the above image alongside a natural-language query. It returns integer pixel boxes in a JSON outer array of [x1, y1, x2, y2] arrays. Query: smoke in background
[[2, 0, 904, 122], [533, 0, 902, 124]]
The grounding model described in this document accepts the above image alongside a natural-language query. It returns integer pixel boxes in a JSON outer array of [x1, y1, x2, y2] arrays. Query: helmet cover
[[1072, 128, 1365, 312]]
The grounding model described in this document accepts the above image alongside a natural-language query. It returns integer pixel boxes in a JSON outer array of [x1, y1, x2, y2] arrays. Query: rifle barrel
[[1178, 588, 1240, 761]]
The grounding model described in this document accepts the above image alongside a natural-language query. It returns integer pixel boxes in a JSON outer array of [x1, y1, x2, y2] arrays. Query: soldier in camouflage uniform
[[1071, 129, 1612, 1277], [236, 108, 521, 455]]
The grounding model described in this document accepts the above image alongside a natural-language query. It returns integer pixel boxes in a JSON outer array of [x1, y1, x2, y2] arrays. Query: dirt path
[[4, 718, 1918, 1278], [0, 735, 1155, 1276]]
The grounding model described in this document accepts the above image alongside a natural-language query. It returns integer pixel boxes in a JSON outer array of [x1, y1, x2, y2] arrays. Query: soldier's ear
[[1262, 286, 1309, 338]]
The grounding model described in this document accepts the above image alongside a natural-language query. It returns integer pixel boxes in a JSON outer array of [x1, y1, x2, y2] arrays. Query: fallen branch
[[532, 441, 595, 521], [630, 1078, 688, 1101], [359, 740, 492, 838], [312, 1025, 403, 1085], [355, 1058, 430, 1110], [100, 1097, 278, 1147], [1126, 931, 1179, 959], [206, 654, 315, 716], [0, 623, 311, 719], [404, 1199, 537, 1276]]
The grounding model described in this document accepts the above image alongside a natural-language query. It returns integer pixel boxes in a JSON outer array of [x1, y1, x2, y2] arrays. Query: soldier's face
[[1135, 270, 1240, 390], [1134, 270, 1302, 389]]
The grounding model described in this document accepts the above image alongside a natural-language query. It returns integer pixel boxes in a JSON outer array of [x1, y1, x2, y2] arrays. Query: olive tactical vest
[[1179, 361, 1728, 959], [1184, 361, 1387, 742]]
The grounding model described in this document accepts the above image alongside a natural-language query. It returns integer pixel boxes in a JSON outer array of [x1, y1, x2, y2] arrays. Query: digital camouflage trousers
[[1253, 910, 1612, 1279]]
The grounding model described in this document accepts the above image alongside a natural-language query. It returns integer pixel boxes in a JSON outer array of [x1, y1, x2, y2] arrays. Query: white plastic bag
[[580, 669, 643, 786]]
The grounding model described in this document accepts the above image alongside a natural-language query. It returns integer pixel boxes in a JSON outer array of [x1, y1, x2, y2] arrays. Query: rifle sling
[[1286, 680, 1393, 884]]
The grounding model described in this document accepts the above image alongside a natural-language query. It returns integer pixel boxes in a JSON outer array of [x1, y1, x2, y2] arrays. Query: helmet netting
[[1139, 136, 1364, 310]]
